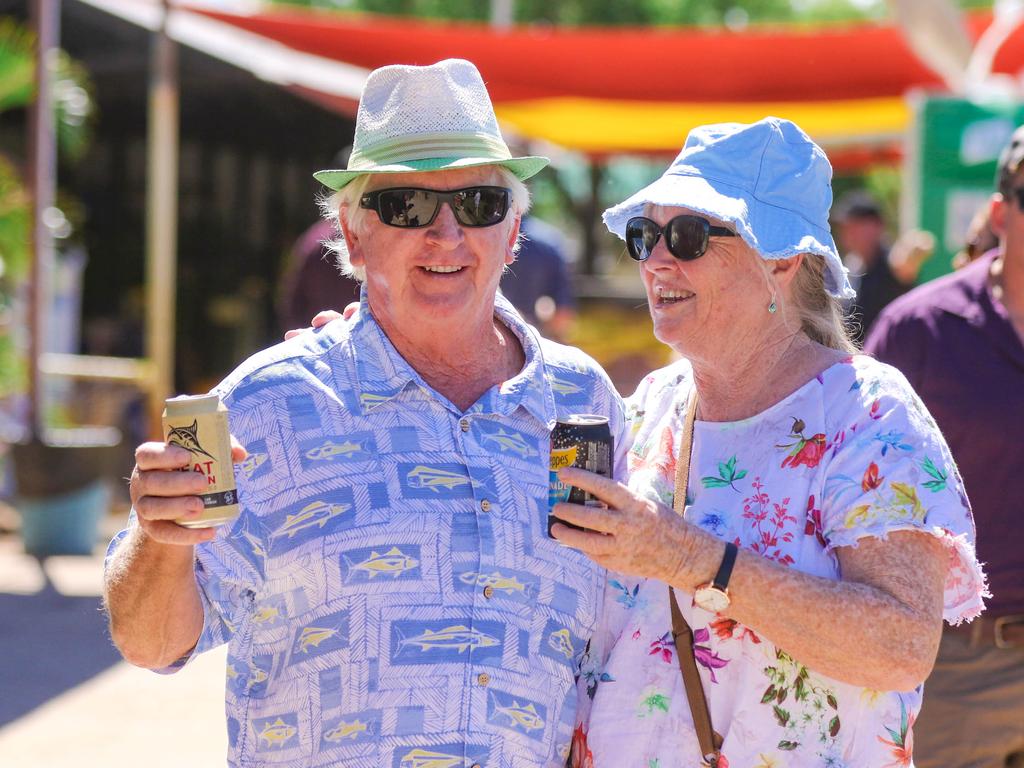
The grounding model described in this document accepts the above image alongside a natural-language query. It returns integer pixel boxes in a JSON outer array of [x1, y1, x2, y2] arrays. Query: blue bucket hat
[[603, 117, 854, 299]]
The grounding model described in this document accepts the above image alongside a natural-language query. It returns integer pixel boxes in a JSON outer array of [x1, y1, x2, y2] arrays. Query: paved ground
[[0, 505, 228, 766]]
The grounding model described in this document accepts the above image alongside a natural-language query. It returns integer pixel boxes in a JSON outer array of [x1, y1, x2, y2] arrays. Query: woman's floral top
[[573, 356, 986, 768]]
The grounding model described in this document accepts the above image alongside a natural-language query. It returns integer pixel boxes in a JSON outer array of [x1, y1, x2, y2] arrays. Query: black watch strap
[[712, 542, 738, 591]]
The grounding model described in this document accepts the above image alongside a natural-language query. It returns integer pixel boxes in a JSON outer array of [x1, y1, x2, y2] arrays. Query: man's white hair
[[317, 167, 532, 282]]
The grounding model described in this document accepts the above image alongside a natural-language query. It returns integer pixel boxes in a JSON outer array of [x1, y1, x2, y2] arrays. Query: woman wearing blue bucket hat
[[550, 118, 986, 767]]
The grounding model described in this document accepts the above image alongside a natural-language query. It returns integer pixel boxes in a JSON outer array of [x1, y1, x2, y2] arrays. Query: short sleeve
[[190, 530, 260, 659], [819, 363, 987, 624]]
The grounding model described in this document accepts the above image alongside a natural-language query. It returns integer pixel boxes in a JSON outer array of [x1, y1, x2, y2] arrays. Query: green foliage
[[272, 0, 996, 24], [0, 155, 30, 281], [0, 18, 96, 161], [270, 0, 865, 24], [0, 18, 33, 110], [0, 17, 96, 419]]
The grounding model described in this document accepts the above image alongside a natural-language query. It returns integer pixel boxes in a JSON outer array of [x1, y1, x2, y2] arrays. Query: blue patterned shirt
[[125, 295, 628, 767]]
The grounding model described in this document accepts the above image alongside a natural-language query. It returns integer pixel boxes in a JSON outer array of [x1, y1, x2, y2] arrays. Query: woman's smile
[[652, 284, 696, 308]]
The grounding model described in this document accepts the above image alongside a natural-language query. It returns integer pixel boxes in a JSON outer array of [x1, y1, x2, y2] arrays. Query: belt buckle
[[993, 615, 1024, 649]]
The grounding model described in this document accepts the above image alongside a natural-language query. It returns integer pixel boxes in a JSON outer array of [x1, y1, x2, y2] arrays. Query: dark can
[[548, 414, 613, 536]]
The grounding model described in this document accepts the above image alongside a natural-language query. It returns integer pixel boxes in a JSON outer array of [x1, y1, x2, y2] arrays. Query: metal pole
[[490, 0, 514, 29], [144, 0, 180, 435], [26, 0, 60, 440]]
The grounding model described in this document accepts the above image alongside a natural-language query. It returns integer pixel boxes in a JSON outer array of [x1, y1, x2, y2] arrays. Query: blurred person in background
[[276, 147, 363, 335], [834, 191, 928, 342], [865, 124, 1024, 768], [275, 215, 361, 334], [549, 118, 985, 767], [499, 213, 576, 342], [952, 202, 999, 271], [104, 59, 628, 768]]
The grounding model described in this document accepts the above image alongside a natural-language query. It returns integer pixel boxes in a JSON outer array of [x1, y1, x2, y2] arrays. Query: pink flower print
[[869, 399, 882, 420], [804, 495, 827, 548], [710, 616, 761, 644], [570, 723, 594, 768], [878, 698, 915, 767], [692, 627, 730, 683], [653, 425, 677, 477], [632, 628, 642, 641], [862, 462, 884, 492], [777, 418, 828, 470], [649, 631, 674, 663], [743, 479, 798, 565]]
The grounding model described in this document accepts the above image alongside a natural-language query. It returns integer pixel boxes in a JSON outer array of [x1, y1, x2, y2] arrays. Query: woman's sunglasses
[[625, 214, 736, 262], [359, 186, 511, 228]]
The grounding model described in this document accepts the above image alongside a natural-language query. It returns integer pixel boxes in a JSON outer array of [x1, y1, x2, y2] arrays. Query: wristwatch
[[693, 541, 738, 613]]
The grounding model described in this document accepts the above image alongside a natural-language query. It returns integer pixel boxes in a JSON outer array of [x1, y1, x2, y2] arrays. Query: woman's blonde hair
[[317, 167, 531, 282], [789, 254, 857, 353], [756, 252, 856, 353]]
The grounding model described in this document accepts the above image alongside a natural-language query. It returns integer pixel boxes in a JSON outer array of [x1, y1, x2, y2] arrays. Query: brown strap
[[673, 389, 699, 517], [671, 390, 724, 766]]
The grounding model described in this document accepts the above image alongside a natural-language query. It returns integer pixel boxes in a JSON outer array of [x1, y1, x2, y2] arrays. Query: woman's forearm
[[666, 526, 945, 691]]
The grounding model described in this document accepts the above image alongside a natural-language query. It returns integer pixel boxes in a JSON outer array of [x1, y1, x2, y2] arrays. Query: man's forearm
[[104, 526, 205, 669]]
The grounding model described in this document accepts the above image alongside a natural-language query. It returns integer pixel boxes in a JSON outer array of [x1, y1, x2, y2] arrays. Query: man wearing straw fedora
[[105, 59, 628, 767]]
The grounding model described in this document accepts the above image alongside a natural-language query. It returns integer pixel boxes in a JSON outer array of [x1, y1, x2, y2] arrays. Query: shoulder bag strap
[[671, 390, 724, 767]]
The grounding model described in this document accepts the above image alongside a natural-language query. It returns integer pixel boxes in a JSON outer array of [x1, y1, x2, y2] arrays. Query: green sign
[[909, 95, 1024, 283]]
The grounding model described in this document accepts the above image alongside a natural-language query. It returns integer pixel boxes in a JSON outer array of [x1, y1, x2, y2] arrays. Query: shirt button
[[483, 585, 494, 599], [459, 418, 470, 432], [476, 672, 490, 686], [479, 499, 491, 513]]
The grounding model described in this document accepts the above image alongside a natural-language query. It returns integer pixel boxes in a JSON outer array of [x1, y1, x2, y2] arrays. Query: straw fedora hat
[[314, 58, 548, 190]]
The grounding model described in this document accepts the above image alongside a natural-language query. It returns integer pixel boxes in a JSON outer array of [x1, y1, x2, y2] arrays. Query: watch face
[[694, 586, 730, 613]]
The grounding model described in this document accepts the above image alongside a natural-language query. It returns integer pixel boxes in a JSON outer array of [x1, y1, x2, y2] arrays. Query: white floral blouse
[[572, 356, 986, 768]]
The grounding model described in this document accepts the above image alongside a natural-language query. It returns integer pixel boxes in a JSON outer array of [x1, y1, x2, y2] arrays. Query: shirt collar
[[488, 293, 558, 426], [346, 289, 418, 414], [348, 290, 557, 426]]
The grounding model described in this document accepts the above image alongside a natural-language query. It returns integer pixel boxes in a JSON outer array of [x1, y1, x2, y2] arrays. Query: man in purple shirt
[[864, 127, 1024, 768]]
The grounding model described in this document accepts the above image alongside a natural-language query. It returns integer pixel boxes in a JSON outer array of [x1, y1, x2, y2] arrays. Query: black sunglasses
[[359, 186, 511, 228], [625, 214, 736, 262]]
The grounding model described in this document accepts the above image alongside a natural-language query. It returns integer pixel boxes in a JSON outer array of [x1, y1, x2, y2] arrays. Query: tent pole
[[490, 0, 514, 28], [144, 0, 180, 434], [26, 0, 60, 441]]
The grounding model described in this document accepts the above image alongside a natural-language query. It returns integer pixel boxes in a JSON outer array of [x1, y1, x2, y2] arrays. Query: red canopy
[[187, 5, 1024, 158]]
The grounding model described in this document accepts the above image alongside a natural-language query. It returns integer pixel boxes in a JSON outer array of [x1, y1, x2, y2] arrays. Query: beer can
[[162, 394, 239, 528], [548, 414, 613, 536]]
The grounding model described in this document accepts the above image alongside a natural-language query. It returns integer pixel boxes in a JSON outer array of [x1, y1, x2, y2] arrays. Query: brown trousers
[[914, 627, 1024, 768]]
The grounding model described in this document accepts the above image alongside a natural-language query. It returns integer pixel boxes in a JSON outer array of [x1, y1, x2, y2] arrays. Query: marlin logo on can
[[163, 394, 239, 529], [166, 420, 216, 461]]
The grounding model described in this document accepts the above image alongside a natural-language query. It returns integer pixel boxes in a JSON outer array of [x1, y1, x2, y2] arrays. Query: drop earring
[[768, 294, 778, 314]]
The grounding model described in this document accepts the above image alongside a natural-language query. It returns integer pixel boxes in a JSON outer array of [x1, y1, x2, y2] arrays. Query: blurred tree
[[266, 0, 992, 277], [0, 17, 94, 414], [275, 0, 805, 23], [272, 0, 994, 23]]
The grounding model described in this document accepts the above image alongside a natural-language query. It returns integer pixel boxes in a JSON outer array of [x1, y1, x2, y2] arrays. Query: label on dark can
[[548, 414, 612, 536]]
